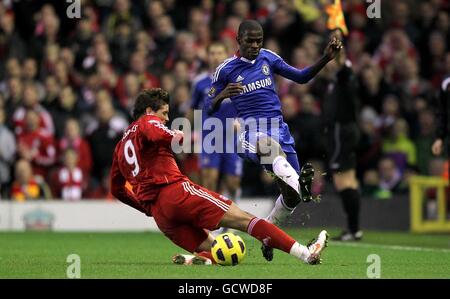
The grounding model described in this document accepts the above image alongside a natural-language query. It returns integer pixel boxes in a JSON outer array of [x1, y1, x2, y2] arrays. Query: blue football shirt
[[207, 48, 315, 147]]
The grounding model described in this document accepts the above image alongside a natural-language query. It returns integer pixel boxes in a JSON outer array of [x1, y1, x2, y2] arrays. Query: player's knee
[[257, 137, 283, 158], [333, 171, 358, 190], [220, 204, 254, 232]]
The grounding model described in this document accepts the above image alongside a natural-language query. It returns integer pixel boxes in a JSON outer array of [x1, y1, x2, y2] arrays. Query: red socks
[[247, 217, 296, 253]]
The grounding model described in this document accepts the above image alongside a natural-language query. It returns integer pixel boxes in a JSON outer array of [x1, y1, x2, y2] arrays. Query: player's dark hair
[[132, 88, 170, 120], [238, 20, 263, 37]]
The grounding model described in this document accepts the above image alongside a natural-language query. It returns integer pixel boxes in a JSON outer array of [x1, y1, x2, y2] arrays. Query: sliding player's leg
[[168, 226, 215, 265], [219, 202, 329, 265], [157, 180, 328, 265]]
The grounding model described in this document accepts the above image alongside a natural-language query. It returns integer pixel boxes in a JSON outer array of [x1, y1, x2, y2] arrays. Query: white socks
[[265, 195, 294, 226], [272, 156, 300, 195], [266, 156, 301, 226], [289, 242, 311, 263]]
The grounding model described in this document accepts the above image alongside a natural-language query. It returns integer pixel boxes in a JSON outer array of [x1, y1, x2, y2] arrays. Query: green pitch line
[[0, 228, 449, 279]]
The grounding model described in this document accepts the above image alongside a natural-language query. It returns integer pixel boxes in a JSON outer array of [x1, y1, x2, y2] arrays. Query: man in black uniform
[[322, 30, 363, 241], [431, 74, 450, 182]]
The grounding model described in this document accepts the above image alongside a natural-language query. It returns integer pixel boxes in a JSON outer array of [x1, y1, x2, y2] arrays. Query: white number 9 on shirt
[[124, 140, 140, 177]]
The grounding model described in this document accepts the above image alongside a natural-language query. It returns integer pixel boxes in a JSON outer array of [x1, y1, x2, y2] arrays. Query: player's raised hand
[[218, 83, 244, 99], [431, 138, 443, 156], [324, 37, 343, 61]]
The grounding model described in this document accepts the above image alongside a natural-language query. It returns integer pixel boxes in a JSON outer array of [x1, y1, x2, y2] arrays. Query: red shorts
[[150, 180, 232, 253]]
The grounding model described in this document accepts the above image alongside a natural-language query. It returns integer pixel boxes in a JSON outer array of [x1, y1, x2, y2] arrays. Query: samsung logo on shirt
[[240, 78, 273, 94]]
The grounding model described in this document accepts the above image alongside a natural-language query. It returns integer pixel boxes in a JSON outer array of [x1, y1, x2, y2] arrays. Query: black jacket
[[436, 74, 450, 141], [323, 61, 360, 127]]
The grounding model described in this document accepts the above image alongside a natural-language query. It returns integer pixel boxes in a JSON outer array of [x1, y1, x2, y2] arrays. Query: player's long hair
[[132, 88, 170, 120]]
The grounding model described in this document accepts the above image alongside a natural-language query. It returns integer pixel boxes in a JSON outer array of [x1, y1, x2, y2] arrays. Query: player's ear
[[145, 107, 154, 115]]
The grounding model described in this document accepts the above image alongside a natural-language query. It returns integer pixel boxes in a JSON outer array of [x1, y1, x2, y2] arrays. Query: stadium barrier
[[409, 176, 450, 233], [0, 194, 413, 231], [0, 199, 274, 232], [290, 193, 410, 231]]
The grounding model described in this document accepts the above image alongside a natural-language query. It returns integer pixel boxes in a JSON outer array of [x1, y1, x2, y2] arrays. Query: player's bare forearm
[[208, 95, 226, 115], [306, 36, 343, 78], [208, 83, 243, 115]]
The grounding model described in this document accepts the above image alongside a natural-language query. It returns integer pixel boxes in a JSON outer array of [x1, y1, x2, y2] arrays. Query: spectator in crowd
[[17, 109, 56, 179], [50, 149, 84, 201], [415, 109, 437, 175], [0, 106, 16, 198], [382, 118, 417, 173], [378, 156, 403, 197], [12, 82, 54, 136], [357, 107, 382, 178], [58, 118, 92, 179], [30, 4, 65, 62], [0, 9, 26, 69], [117, 73, 140, 115], [358, 63, 393, 113], [102, 0, 141, 40], [361, 169, 382, 199], [398, 58, 430, 102], [152, 15, 176, 72], [115, 51, 159, 102], [86, 93, 128, 185], [48, 85, 81, 138], [110, 19, 136, 73], [2, 57, 22, 83], [265, 6, 305, 60], [3, 77, 23, 126], [71, 17, 95, 71], [379, 94, 401, 133], [42, 75, 60, 110], [144, 0, 166, 30], [10, 159, 51, 201], [22, 58, 44, 97]]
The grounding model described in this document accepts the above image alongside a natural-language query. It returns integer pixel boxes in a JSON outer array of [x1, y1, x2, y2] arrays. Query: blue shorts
[[200, 151, 243, 176], [237, 129, 300, 173]]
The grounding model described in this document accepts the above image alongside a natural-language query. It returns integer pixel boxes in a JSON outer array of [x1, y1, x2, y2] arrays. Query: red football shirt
[[110, 114, 186, 214]]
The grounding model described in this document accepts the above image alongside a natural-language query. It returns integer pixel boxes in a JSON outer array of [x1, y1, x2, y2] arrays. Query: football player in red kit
[[110, 88, 328, 265]]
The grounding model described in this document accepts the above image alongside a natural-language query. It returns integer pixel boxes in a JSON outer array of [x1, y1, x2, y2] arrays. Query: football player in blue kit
[[207, 20, 342, 261], [190, 42, 243, 219]]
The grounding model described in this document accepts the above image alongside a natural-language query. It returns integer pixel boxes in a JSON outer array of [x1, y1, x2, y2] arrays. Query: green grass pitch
[[1, 228, 449, 279]]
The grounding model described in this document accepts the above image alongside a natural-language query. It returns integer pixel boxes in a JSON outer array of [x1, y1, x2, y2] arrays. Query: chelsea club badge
[[262, 64, 270, 76]]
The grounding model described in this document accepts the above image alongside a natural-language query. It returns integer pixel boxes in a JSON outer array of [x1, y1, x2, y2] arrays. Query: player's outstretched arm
[[274, 37, 343, 84], [302, 37, 343, 79]]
